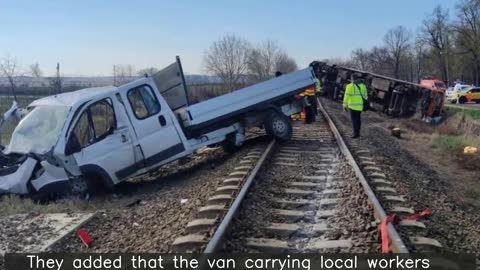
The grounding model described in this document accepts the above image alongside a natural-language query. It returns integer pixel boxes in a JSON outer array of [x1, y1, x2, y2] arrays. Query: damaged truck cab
[[1, 76, 194, 195], [1, 57, 316, 196]]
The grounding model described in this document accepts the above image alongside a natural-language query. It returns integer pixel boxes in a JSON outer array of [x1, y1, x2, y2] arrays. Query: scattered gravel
[[321, 97, 480, 253], [46, 145, 254, 253], [224, 119, 377, 252], [323, 161, 378, 253], [0, 213, 54, 253]]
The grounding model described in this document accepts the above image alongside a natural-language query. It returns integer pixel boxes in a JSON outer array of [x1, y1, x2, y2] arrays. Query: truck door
[[66, 98, 136, 184], [122, 83, 185, 169], [151, 56, 189, 111]]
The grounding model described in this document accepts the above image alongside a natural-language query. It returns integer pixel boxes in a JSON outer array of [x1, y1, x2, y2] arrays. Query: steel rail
[[317, 98, 409, 253], [203, 139, 276, 253], [204, 100, 408, 253]]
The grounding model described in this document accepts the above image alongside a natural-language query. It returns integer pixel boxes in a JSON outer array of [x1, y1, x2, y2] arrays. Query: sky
[[0, 0, 458, 76]]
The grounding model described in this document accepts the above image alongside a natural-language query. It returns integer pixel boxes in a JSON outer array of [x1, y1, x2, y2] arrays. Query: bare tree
[[384, 26, 411, 78], [125, 64, 135, 78], [350, 48, 372, 71], [275, 52, 298, 74], [412, 39, 429, 82], [246, 40, 298, 81], [419, 5, 452, 84], [247, 40, 281, 82], [30, 62, 43, 78], [369, 46, 393, 75], [204, 34, 251, 91], [455, 0, 480, 84], [113, 64, 136, 86], [137, 67, 159, 77], [0, 55, 21, 99]]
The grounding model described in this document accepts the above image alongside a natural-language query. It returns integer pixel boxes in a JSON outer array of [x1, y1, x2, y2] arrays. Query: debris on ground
[[391, 128, 402, 138], [464, 146, 478, 154]]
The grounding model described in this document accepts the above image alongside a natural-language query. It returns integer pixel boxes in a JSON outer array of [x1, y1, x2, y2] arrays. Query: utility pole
[[113, 65, 117, 86], [55, 63, 62, 94]]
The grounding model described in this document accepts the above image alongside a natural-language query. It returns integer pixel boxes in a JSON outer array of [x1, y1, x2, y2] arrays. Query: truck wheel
[[459, 97, 467, 104], [70, 177, 90, 195], [70, 175, 103, 197], [265, 112, 292, 141]]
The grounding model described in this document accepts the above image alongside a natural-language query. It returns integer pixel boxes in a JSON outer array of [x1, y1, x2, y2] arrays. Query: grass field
[[444, 105, 480, 120], [429, 107, 480, 171], [431, 134, 477, 152]]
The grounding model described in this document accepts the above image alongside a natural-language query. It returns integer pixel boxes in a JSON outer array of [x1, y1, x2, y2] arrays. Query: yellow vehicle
[[457, 87, 480, 104]]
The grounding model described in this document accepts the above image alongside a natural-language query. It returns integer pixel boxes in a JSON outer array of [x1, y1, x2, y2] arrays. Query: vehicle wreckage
[[0, 57, 316, 196]]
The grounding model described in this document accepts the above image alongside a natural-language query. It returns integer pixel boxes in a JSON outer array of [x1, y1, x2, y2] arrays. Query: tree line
[[203, 35, 298, 91], [332, 0, 480, 86], [0, 54, 163, 96]]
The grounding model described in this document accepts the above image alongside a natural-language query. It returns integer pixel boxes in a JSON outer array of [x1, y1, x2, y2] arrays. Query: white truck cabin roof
[[29, 78, 154, 108], [29, 86, 119, 107]]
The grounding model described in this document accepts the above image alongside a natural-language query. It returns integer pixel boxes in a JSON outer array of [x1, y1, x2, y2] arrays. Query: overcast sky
[[0, 0, 457, 76]]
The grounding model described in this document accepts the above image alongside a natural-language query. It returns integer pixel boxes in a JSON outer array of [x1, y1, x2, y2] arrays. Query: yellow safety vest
[[314, 78, 322, 93], [343, 83, 368, 111]]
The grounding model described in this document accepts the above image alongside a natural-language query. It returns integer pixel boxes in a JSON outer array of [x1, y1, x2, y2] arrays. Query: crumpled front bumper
[[0, 157, 37, 195], [0, 157, 70, 195]]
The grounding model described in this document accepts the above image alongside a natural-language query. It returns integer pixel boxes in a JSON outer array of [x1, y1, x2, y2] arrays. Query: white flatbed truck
[[0, 57, 316, 195]]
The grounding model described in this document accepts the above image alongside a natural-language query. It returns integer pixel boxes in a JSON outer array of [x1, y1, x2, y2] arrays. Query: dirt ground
[[321, 97, 480, 253]]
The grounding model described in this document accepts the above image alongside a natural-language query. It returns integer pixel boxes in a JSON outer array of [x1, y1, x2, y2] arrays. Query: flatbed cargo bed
[[176, 67, 316, 132]]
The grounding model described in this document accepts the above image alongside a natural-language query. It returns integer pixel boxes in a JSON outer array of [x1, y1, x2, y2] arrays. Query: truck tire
[[265, 112, 292, 141], [71, 176, 100, 195], [459, 97, 467, 104]]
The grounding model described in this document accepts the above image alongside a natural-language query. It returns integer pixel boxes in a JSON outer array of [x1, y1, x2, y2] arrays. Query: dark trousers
[[350, 109, 362, 137], [308, 96, 318, 115]]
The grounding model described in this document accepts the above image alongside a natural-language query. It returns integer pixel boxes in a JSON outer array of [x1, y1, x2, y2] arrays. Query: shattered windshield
[[7, 105, 71, 154]]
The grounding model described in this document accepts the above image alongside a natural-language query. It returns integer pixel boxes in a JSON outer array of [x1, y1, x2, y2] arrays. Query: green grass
[[444, 106, 480, 120], [431, 134, 476, 152], [0, 195, 91, 217]]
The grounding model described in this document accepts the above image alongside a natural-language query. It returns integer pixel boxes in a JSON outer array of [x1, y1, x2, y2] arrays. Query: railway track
[[1, 102, 441, 254], [172, 103, 409, 253]]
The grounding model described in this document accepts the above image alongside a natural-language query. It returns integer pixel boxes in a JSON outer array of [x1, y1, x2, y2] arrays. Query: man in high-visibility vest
[[315, 77, 322, 95], [314, 77, 322, 115], [343, 74, 368, 138]]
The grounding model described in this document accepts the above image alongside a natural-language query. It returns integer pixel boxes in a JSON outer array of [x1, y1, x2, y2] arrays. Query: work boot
[[350, 134, 360, 139]]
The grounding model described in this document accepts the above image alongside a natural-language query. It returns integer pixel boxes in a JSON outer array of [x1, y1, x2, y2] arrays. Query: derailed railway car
[[310, 61, 444, 120]]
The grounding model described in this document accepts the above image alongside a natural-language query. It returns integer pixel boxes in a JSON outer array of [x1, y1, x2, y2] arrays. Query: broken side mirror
[[65, 135, 82, 155]]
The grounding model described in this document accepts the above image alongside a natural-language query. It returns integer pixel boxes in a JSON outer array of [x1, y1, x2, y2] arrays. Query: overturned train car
[[310, 61, 444, 119]]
